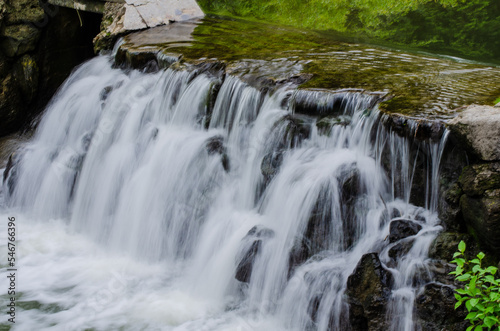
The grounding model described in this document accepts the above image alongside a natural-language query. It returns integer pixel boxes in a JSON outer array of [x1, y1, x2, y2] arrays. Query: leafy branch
[[450, 240, 500, 330]]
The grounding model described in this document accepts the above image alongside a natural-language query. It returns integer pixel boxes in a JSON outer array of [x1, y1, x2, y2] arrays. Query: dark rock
[[346, 253, 394, 331], [206, 135, 230, 172], [382, 113, 445, 142], [235, 240, 261, 283], [1, 24, 41, 57], [3, 151, 20, 196], [388, 219, 422, 243], [315, 115, 351, 135], [235, 226, 274, 283], [0, 74, 24, 135], [415, 283, 468, 331], [460, 191, 500, 254], [459, 162, 500, 197], [428, 232, 477, 261], [261, 151, 284, 180], [388, 239, 414, 260], [14, 54, 39, 103]]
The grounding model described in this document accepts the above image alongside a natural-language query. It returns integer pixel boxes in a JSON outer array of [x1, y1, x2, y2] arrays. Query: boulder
[[415, 283, 468, 331], [448, 105, 500, 161], [345, 253, 393, 331], [388, 219, 422, 243]]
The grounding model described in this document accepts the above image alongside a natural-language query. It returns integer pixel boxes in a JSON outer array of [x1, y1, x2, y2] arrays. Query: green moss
[[197, 0, 500, 64]]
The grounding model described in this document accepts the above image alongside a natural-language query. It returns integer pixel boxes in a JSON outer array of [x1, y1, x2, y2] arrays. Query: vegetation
[[197, 0, 500, 63], [451, 241, 500, 330]]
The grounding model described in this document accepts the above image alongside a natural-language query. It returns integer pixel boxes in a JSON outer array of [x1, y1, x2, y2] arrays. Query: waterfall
[[1, 54, 448, 330]]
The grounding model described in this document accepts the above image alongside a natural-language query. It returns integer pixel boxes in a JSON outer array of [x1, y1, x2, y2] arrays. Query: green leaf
[[453, 252, 463, 258], [470, 298, 479, 307], [458, 274, 472, 281], [459, 240, 466, 253], [456, 288, 468, 295], [477, 252, 485, 260], [471, 259, 481, 265], [466, 312, 477, 320], [455, 301, 463, 309], [473, 326, 482, 331], [486, 266, 498, 275], [466, 300, 473, 312], [466, 325, 474, 331]]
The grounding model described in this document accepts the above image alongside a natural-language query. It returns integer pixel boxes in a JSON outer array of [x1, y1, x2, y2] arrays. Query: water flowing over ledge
[[0, 42, 465, 329]]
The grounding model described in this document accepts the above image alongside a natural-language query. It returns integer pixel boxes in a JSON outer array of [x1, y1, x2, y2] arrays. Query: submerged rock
[[346, 253, 393, 331]]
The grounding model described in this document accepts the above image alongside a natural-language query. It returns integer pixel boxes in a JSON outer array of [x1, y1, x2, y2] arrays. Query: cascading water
[[0, 53, 449, 330]]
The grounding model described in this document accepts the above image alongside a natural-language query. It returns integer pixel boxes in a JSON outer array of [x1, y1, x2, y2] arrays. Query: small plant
[[495, 97, 500, 105], [450, 240, 500, 330]]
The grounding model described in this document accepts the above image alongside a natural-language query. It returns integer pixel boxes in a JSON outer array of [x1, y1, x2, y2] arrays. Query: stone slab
[[448, 105, 500, 161]]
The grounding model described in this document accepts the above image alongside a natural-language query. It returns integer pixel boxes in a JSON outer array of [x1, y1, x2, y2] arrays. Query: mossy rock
[[459, 162, 500, 197], [1, 24, 41, 57], [4, 0, 44, 25]]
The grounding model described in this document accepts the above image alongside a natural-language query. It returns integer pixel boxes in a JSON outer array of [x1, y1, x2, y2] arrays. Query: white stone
[[448, 105, 500, 161], [495, 102, 500, 108], [123, 4, 147, 31]]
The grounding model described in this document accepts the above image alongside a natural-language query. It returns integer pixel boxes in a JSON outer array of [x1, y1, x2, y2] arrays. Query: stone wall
[[448, 104, 500, 256], [0, 0, 102, 137]]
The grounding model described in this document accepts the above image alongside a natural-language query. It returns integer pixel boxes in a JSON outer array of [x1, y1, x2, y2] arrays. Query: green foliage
[[450, 241, 500, 330], [495, 98, 500, 105], [196, 0, 500, 63]]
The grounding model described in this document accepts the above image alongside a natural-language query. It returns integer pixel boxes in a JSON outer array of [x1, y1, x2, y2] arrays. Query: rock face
[[345, 253, 393, 331], [93, 0, 204, 52], [0, 1, 101, 137], [448, 105, 500, 161], [457, 162, 500, 253]]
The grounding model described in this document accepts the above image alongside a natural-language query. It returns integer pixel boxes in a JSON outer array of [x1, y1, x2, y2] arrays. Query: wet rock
[[460, 190, 500, 253], [235, 226, 274, 283], [415, 283, 468, 331], [261, 151, 284, 180], [388, 239, 414, 260], [459, 162, 500, 197], [448, 105, 500, 161], [3, 151, 21, 196], [346, 253, 393, 331], [235, 240, 261, 283], [206, 136, 229, 172], [315, 115, 351, 135], [388, 219, 422, 243], [382, 114, 445, 142]]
